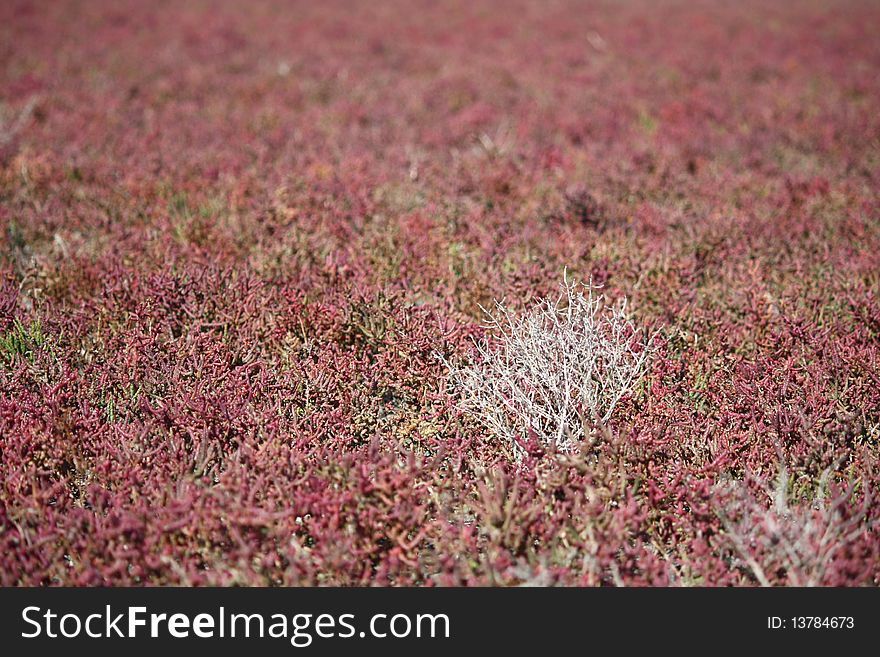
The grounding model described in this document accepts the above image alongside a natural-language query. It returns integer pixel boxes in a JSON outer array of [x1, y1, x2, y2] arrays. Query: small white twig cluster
[[714, 464, 871, 587], [442, 274, 651, 457]]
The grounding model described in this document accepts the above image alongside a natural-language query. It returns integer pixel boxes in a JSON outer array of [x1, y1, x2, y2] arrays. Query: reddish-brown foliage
[[1, 0, 878, 585]]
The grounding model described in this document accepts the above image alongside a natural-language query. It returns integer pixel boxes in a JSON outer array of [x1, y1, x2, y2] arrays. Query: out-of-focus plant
[[443, 274, 652, 456], [714, 462, 874, 587]]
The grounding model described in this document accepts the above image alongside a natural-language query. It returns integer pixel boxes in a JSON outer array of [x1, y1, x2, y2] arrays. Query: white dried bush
[[442, 275, 651, 457]]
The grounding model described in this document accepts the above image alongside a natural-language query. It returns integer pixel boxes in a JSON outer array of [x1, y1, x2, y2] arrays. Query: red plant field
[[1, 0, 878, 586]]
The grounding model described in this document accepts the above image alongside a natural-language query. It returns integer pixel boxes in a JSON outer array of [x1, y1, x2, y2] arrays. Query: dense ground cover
[[1, 0, 878, 586]]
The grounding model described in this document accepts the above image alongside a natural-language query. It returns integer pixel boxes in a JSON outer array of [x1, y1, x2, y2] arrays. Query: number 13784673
[[768, 617, 854, 630]]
